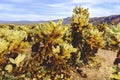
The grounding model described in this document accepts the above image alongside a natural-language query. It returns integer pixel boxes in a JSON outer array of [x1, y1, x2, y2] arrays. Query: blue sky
[[0, 0, 120, 21]]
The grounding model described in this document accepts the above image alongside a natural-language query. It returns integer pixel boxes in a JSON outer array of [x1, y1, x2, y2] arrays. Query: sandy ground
[[71, 49, 117, 80]]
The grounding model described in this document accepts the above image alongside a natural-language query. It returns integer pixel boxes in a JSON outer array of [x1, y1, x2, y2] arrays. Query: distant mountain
[[0, 20, 45, 25], [89, 15, 120, 25], [0, 14, 120, 25]]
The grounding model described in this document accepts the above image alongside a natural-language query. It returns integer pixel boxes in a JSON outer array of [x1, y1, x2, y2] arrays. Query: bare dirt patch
[[71, 49, 117, 80]]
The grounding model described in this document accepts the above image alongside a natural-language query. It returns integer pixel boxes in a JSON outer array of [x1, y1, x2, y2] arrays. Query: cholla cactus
[[0, 26, 29, 56], [71, 6, 90, 28], [0, 39, 9, 55], [84, 28, 104, 50], [9, 54, 26, 67], [31, 20, 77, 78], [105, 23, 120, 49], [71, 6, 105, 63], [110, 64, 120, 79], [71, 6, 92, 48], [37, 19, 76, 59]]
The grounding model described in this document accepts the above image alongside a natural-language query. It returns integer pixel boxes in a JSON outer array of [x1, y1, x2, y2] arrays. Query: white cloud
[[0, 4, 13, 11], [115, 5, 120, 10], [58, 12, 72, 15], [9, 0, 34, 3], [0, 13, 66, 21], [88, 6, 120, 17], [72, 0, 120, 4], [46, 2, 74, 16], [47, 2, 74, 9], [72, 0, 81, 4], [48, 3, 66, 7]]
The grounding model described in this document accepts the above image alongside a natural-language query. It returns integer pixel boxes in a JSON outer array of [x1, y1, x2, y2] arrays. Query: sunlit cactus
[[0, 39, 9, 55], [110, 64, 120, 79], [105, 23, 120, 50], [36, 19, 76, 62], [71, 6, 90, 28], [71, 6, 105, 63], [29, 20, 77, 79]]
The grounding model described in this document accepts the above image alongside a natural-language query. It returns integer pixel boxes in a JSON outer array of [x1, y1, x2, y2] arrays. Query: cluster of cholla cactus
[[0, 6, 119, 80], [0, 25, 31, 79], [0, 20, 77, 79]]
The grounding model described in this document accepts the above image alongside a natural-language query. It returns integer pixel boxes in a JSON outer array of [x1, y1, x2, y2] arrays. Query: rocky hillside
[[89, 15, 120, 25]]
